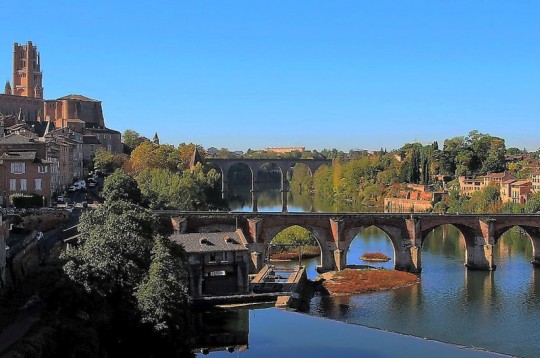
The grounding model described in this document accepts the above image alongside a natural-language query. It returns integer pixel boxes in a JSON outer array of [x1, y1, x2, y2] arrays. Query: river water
[[196, 186, 540, 357]]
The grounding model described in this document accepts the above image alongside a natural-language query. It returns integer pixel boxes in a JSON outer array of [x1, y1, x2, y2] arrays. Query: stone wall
[[15, 210, 70, 232], [384, 198, 433, 213], [6, 240, 40, 287]]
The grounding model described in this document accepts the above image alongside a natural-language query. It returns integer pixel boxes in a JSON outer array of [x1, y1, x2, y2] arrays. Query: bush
[[10, 193, 45, 208]]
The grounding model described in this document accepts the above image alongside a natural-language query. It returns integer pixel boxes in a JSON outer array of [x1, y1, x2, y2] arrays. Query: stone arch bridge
[[157, 211, 540, 274], [205, 158, 331, 212]]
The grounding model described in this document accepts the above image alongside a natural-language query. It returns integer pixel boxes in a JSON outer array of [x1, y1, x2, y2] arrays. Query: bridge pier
[[465, 243, 496, 271], [249, 249, 264, 274], [281, 190, 288, 213], [281, 182, 289, 213], [394, 245, 422, 273], [251, 175, 259, 212], [316, 248, 341, 273], [221, 177, 228, 200], [530, 236, 540, 267], [334, 249, 345, 271]]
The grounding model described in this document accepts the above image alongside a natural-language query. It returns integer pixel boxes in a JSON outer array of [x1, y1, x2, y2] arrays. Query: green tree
[[93, 148, 128, 175], [466, 185, 501, 213], [525, 192, 540, 213], [272, 225, 316, 246], [62, 200, 155, 298], [136, 236, 190, 334], [136, 164, 222, 210], [481, 138, 506, 174], [101, 169, 142, 204], [123, 129, 148, 154]]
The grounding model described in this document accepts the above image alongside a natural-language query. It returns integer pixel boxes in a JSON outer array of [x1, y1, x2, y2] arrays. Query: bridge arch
[[342, 223, 407, 271], [206, 158, 331, 212], [494, 224, 540, 267], [344, 226, 397, 269], [421, 221, 492, 270], [258, 223, 334, 272], [420, 222, 474, 247]]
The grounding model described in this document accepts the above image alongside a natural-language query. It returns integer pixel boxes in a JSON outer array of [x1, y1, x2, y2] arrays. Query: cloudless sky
[[1, 1, 539, 151]]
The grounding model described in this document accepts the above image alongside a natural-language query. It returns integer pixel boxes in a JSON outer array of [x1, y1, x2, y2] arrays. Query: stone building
[[0, 41, 123, 182], [0, 209, 7, 290], [169, 231, 250, 298], [266, 147, 305, 154], [44, 94, 105, 128], [43, 127, 84, 192], [0, 134, 52, 205]]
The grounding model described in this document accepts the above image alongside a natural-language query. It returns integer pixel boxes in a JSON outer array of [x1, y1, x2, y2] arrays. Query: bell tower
[[12, 41, 43, 98]]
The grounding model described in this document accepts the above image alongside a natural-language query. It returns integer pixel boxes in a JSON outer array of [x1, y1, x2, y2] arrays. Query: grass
[[270, 245, 320, 260], [360, 252, 391, 262], [319, 268, 419, 296]]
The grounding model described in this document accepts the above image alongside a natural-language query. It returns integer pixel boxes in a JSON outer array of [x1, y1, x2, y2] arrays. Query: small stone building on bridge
[[170, 230, 250, 297]]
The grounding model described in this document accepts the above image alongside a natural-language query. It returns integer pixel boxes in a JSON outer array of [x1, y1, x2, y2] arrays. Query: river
[[196, 186, 540, 357]]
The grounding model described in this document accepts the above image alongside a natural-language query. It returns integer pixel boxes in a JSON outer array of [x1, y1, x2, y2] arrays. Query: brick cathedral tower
[[12, 41, 43, 98]]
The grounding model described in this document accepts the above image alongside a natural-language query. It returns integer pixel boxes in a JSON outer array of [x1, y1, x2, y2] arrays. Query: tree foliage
[[122, 129, 148, 154], [101, 169, 142, 204], [272, 225, 317, 246], [136, 236, 190, 334], [136, 164, 222, 210], [93, 148, 128, 175], [62, 200, 155, 298]]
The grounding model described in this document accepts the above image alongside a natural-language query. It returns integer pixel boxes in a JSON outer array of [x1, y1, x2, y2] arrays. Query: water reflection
[[223, 186, 540, 357], [191, 308, 249, 355], [228, 185, 374, 212]]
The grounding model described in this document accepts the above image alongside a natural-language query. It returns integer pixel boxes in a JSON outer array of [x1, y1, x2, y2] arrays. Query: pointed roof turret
[[190, 147, 203, 171], [152, 132, 160, 145], [4, 80, 11, 95]]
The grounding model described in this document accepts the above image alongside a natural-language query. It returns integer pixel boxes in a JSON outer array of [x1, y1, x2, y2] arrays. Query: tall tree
[[122, 129, 148, 154], [101, 169, 142, 204], [93, 148, 128, 175], [136, 236, 190, 335]]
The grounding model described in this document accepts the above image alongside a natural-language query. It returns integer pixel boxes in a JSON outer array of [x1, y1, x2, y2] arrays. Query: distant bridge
[[157, 211, 540, 274], [205, 158, 331, 212]]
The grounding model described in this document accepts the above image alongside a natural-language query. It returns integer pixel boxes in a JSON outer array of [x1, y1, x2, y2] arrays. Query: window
[[107, 144, 112, 152], [11, 162, 25, 174], [9, 179, 16, 191], [20, 179, 27, 191], [38, 165, 48, 173], [35, 179, 42, 191], [208, 270, 226, 277]]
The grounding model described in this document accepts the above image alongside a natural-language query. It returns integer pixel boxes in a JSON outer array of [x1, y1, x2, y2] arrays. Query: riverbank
[[317, 267, 419, 296], [269, 245, 320, 261]]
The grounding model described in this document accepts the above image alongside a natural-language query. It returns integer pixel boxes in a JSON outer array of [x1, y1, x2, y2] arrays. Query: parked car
[[57, 195, 65, 203], [68, 185, 76, 192]]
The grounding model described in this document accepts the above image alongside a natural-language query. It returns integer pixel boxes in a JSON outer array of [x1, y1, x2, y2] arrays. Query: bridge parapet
[[156, 211, 540, 273]]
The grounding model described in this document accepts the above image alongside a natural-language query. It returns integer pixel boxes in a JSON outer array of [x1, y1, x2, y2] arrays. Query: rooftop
[[56, 94, 99, 102], [169, 231, 248, 253]]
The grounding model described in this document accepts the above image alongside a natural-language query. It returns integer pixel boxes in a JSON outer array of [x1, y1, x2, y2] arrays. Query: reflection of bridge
[[158, 211, 540, 273], [205, 158, 331, 212]]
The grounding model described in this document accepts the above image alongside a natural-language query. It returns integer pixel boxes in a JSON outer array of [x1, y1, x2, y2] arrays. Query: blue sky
[[1, 1, 539, 151]]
